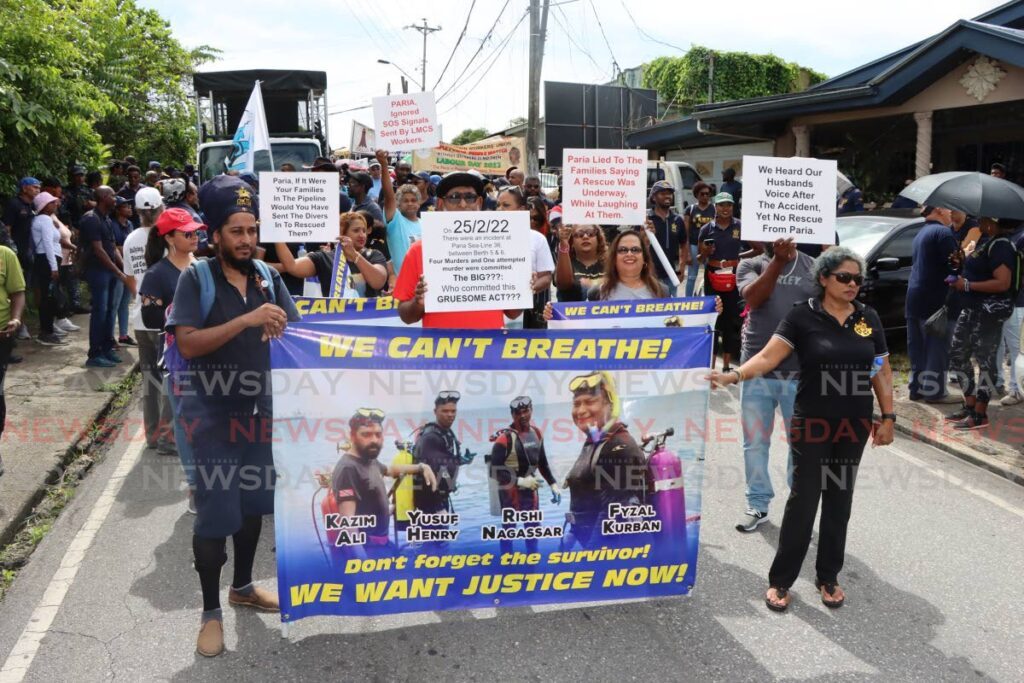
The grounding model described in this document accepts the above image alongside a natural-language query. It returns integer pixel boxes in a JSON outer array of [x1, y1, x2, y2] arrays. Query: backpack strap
[[194, 258, 216, 324], [252, 259, 277, 304]]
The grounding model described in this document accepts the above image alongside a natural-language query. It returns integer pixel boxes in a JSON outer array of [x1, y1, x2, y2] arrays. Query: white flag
[[227, 81, 272, 173]]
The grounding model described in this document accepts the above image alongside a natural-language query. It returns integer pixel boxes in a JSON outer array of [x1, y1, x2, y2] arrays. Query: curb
[[0, 362, 140, 549], [892, 419, 1024, 488]]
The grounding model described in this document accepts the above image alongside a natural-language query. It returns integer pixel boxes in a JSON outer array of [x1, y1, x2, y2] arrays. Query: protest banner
[[270, 324, 712, 620], [412, 137, 524, 175], [292, 295, 415, 326], [420, 211, 533, 313], [561, 149, 646, 225], [372, 92, 440, 151], [741, 155, 837, 245], [258, 172, 339, 242], [548, 297, 718, 330], [350, 120, 375, 155]]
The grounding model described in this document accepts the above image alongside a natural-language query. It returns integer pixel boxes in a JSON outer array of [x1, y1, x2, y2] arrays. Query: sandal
[[815, 580, 845, 609], [765, 586, 791, 612]]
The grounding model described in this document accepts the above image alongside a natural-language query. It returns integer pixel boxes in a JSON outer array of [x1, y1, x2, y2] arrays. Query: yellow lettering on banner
[[289, 583, 344, 605], [387, 337, 494, 359], [319, 335, 376, 358], [355, 578, 456, 602], [602, 564, 688, 587], [499, 338, 672, 361]]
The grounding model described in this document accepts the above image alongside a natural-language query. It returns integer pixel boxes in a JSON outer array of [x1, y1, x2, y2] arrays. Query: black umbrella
[[899, 171, 1024, 219]]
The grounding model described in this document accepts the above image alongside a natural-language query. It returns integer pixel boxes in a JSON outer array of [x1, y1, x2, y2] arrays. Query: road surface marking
[[0, 435, 145, 683], [886, 443, 1024, 520]]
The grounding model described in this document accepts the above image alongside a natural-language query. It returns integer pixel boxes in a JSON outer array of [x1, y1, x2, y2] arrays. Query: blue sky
[[142, 0, 1003, 150]]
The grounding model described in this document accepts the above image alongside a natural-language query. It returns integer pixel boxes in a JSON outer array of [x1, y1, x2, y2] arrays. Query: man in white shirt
[[123, 186, 174, 454]]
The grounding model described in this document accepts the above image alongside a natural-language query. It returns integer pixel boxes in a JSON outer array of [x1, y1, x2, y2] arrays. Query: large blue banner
[[271, 324, 713, 621]]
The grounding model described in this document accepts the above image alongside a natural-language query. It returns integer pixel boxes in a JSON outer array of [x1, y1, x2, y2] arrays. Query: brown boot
[[228, 585, 279, 612], [196, 619, 224, 657]]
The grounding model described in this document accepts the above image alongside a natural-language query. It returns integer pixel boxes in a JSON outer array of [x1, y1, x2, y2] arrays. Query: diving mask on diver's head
[[435, 390, 461, 406], [510, 395, 532, 412], [569, 371, 621, 441], [349, 407, 386, 430]]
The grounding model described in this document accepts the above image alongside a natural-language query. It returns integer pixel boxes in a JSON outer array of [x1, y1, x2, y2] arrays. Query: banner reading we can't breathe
[[270, 325, 713, 621]]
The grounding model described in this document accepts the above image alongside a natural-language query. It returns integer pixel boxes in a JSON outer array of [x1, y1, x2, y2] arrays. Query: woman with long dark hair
[[554, 222, 606, 302], [594, 231, 665, 301]]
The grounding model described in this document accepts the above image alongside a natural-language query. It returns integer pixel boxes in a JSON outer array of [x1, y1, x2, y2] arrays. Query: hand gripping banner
[[270, 324, 712, 621]]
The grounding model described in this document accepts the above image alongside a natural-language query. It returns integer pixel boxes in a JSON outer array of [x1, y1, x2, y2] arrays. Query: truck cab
[[197, 138, 322, 185]]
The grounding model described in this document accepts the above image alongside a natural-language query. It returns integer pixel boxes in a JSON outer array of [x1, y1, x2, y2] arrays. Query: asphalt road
[[1, 390, 1022, 682]]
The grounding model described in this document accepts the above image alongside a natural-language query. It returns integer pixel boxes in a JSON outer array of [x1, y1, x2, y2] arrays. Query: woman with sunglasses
[[592, 231, 665, 301], [684, 182, 715, 296], [495, 187, 555, 328], [707, 247, 894, 612], [563, 372, 646, 549], [274, 212, 388, 297], [139, 208, 202, 512], [944, 217, 1016, 430], [554, 222, 606, 302]]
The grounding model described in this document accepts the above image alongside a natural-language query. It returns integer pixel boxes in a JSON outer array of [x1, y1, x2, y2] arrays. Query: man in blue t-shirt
[[906, 205, 958, 402], [375, 149, 421, 287], [79, 187, 130, 368]]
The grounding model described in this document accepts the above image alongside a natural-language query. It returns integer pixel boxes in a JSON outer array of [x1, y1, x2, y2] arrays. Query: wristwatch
[[880, 413, 897, 423]]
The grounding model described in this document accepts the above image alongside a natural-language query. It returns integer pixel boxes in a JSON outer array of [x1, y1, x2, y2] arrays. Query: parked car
[[837, 213, 926, 335]]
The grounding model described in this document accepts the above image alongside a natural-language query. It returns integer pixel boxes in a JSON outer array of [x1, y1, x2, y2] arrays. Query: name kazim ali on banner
[[268, 324, 714, 620]]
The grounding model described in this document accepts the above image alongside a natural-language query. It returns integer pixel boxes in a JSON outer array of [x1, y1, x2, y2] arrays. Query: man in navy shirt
[[3, 178, 40, 277], [906, 205, 958, 402], [720, 168, 742, 217], [644, 180, 687, 295], [80, 187, 129, 368], [167, 174, 299, 657], [698, 192, 752, 370]]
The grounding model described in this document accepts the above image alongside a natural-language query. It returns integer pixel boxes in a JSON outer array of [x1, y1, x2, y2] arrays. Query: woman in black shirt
[[275, 213, 388, 297], [707, 246, 895, 612], [554, 222, 606, 302]]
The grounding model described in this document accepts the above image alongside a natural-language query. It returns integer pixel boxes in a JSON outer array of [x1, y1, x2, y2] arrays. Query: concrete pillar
[[914, 111, 933, 178], [792, 124, 811, 157]]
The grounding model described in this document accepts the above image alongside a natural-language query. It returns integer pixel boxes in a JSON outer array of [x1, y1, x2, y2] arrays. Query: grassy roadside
[[0, 371, 139, 601]]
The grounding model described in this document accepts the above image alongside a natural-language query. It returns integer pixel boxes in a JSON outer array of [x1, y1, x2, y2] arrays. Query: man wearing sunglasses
[[413, 391, 476, 522], [489, 396, 561, 554], [394, 172, 523, 329], [327, 409, 436, 556]]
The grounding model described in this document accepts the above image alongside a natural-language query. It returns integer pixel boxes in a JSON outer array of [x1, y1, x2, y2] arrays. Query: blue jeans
[[112, 278, 131, 338], [85, 269, 117, 359], [997, 306, 1024, 393], [906, 315, 950, 400], [685, 244, 699, 297], [164, 376, 195, 487], [740, 377, 797, 513]]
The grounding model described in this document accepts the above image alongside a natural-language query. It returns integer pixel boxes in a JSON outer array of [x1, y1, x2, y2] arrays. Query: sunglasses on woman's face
[[617, 246, 643, 255], [831, 271, 864, 286], [574, 229, 598, 238], [698, 191, 710, 197]]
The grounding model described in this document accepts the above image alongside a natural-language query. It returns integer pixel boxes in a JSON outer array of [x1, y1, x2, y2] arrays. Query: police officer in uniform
[[412, 390, 476, 515], [563, 372, 646, 549], [167, 174, 300, 658], [488, 396, 561, 553], [643, 180, 687, 295]]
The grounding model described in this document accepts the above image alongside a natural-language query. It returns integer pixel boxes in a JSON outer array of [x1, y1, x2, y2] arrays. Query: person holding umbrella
[[945, 217, 1017, 430]]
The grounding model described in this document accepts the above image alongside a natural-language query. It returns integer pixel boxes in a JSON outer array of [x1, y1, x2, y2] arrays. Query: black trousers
[[768, 416, 871, 589], [32, 255, 59, 334]]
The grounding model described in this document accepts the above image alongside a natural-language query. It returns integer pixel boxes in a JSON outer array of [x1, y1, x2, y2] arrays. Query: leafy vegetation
[[451, 127, 491, 145]]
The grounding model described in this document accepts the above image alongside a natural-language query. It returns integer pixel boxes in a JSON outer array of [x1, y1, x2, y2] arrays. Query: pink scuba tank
[[646, 429, 687, 547]]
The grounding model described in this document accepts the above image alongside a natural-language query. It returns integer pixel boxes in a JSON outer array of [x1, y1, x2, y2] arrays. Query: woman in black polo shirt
[[707, 246, 895, 612], [274, 213, 387, 297], [554, 222, 607, 301]]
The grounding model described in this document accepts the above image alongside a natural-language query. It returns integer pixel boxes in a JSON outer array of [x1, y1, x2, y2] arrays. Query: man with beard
[[644, 180, 687, 295], [488, 396, 561, 554], [524, 175, 554, 208], [413, 391, 475, 516], [168, 174, 300, 658], [394, 160, 413, 188], [733, 238, 816, 533], [328, 408, 436, 556]]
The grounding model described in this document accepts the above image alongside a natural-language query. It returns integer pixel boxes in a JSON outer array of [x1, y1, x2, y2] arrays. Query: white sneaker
[[1000, 392, 1023, 406], [56, 318, 80, 332], [52, 326, 67, 337], [16, 324, 30, 340]]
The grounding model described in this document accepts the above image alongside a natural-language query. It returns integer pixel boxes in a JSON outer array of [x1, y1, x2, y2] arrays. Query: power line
[[440, 10, 528, 114], [587, 0, 621, 78], [551, 5, 606, 76], [435, 0, 512, 102], [619, 0, 689, 54], [439, 8, 527, 106], [432, 0, 477, 91]]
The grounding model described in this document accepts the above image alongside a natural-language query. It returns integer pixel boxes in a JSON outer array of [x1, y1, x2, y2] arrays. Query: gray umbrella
[[899, 171, 1024, 219]]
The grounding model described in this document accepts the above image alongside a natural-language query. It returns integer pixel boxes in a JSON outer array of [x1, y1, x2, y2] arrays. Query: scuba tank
[[642, 427, 687, 548], [389, 439, 416, 524]]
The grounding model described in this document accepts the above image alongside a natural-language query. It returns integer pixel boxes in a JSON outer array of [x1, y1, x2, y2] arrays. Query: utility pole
[[405, 18, 441, 92], [526, 0, 550, 175]]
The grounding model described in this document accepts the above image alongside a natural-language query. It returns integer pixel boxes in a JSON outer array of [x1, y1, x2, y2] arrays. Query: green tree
[[451, 127, 490, 145], [642, 46, 827, 112]]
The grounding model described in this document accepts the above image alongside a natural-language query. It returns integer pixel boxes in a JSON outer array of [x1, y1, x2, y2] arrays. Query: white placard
[[420, 211, 533, 313], [258, 172, 339, 243], [350, 120, 375, 155], [742, 155, 837, 245], [372, 92, 440, 151], [561, 148, 647, 225]]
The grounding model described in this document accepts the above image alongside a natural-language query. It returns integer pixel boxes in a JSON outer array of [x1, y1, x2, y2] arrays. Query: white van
[[646, 161, 702, 215]]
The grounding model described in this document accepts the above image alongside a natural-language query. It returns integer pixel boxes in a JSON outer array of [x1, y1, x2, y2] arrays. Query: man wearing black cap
[[63, 166, 94, 230], [117, 165, 143, 226], [347, 172, 384, 228], [393, 171, 520, 329], [167, 174, 300, 658], [80, 187, 130, 368], [644, 180, 687, 295], [3, 178, 40, 280], [906, 205, 959, 403]]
